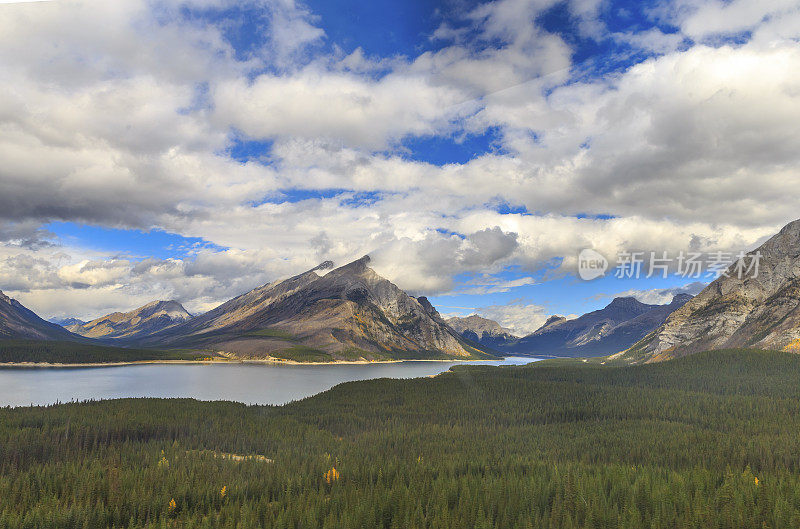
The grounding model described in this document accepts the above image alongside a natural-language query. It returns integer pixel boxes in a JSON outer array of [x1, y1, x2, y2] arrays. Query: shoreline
[[0, 356, 525, 369]]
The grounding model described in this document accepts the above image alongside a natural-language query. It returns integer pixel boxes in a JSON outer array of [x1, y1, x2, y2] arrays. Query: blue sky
[[306, 0, 444, 58], [1, 0, 797, 328], [429, 268, 704, 321], [45, 222, 221, 260]]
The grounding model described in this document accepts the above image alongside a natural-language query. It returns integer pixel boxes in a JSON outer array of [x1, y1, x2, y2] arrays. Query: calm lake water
[[0, 356, 541, 408]]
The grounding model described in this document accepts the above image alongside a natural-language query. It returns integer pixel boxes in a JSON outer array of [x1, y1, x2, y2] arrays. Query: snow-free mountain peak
[[135, 257, 494, 361], [68, 300, 192, 341], [504, 294, 692, 357], [446, 314, 517, 350]]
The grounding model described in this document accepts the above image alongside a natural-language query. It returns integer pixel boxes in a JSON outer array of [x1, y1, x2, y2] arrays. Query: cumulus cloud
[[0, 0, 799, 318], [0, 242, 301, 319], [470, 301, 551, 337], [464, 43, 800, 229], [0, 221, 54, 249], [0, 0, 279, 229], [214, 69, 474, 150], [668, 0, 800, 42], [370, 227, 522, 294]]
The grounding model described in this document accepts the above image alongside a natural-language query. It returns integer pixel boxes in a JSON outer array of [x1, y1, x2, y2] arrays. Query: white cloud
[[671, 0, 800, 41], [447, 275, 537, 296], [613, 28, 686, 54], [57, 259, 132, 288], [213, 69, 473, 150], [0, 242, 300, 319], [0, 0, 799, 319], [465, 43, 800, 229], [610, 281, 708, 305], [471, 301, 551, 336]]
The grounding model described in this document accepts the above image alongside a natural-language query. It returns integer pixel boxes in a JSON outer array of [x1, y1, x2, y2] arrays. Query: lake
[[0, 356, 541, 408]]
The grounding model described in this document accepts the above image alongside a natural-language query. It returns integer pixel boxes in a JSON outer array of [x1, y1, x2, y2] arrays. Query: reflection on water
[[0, 356, 541, 408]]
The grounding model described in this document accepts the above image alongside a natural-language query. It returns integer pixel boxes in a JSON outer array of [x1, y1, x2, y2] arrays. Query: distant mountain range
[[510, 295, 693, 357], [621, 218, 800, 363], [4, 218, 800, 364], [446, 315, 517, 350], [0, 271, 694, 361], [449, 295, 693, 357], [449, 294, 692, 356], [65, 300, 192, 341]]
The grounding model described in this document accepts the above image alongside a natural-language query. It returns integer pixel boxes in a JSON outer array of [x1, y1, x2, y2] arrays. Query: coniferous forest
[[0, 340, 207, 364], [3, 349, 800, 528]]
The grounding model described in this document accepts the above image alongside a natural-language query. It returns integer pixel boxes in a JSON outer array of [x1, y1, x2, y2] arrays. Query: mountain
[[49, 317, 86, 328], [538, 315, 567, 331], [621, 219, 800, 363], [68, 300, 193, 341], [446, 315, 517, 349], [137, 256, 494, 361], [506, 294, 692, 357], [0, 291, 84, 341]]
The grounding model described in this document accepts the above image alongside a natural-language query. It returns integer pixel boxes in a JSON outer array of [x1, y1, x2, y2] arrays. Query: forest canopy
[[2, 349, 800, 528]]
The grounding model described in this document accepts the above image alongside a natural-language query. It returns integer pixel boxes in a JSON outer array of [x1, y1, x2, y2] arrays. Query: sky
[[0, 0, 799, 335]]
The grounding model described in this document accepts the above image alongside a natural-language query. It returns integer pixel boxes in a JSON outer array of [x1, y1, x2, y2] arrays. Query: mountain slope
[[506, 295, 692, 357], [0, 291, 84, 341], [68, 300, 193, 341], [138, 257, 494, 361], [446, 315, 517, 349], [621, 219, 800, 363]]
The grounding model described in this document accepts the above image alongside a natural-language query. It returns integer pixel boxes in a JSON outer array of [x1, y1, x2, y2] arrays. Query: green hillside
[[2, 349, 800, 527]]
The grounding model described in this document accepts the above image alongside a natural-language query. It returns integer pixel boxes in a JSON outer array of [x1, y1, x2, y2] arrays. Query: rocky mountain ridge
[[136, 256, 493, 361], [621, 218, 800, 363], [506, 294, 693, 357], [446, 314, 517, 349], [0, 291, 84, 341], [67, 300, 193, 341]]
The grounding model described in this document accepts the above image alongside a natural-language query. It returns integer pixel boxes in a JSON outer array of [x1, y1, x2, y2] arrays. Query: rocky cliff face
[[507, 295, 692, 357], [622, 219, 800, 363], [0, 291, 83, 341], [138, 256, 493, 360], [69, 300, 192, 341], [446, 315, 517, 350]]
